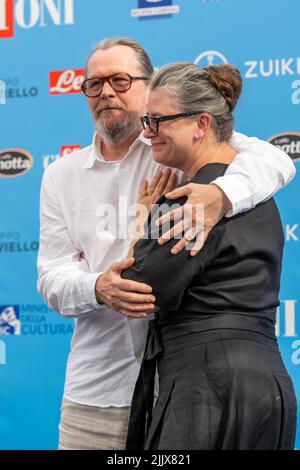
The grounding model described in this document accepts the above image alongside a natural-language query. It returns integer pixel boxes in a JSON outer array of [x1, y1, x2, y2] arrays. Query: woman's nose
[[143, 125, 154, 139]]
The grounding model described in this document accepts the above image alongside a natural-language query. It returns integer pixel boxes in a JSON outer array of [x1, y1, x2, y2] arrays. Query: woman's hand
[[135, 168, 178, 236], [127, 169, 178, 257], [137, 168, 178, 213]]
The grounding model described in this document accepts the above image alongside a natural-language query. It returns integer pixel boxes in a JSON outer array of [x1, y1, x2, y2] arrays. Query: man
[[37, 37, 295, 450]]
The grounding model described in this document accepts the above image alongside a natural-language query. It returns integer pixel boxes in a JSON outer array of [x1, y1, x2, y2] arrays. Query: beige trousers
[[58, 397, 131, 450]]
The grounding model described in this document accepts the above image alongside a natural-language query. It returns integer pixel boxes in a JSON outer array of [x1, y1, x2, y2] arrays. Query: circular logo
[[194, 50, 228, 68], [268, 133, 300, 162], [0, 149, 34, 178]]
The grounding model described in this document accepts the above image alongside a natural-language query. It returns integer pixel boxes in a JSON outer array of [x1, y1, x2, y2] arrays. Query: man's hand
[[155, 183, 232, 256], [95, 258, 155, 318]]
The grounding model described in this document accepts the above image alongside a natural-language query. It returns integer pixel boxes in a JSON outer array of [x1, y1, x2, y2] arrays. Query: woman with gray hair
[[122, 63, 297, 450]]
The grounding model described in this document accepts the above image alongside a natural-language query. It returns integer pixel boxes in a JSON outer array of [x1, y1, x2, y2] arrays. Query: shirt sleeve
[[212, 131, 296, 217], [37, 168, 103, 318], [121, 201, 220, 311]]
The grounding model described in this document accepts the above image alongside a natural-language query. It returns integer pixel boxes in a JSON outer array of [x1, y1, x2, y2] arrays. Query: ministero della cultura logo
[[0, 0, 75, 39], [0, 306, 21, 336], [131, 0, 180, 18], [0, 340, 5, 365], [0, 149, 34, 178]]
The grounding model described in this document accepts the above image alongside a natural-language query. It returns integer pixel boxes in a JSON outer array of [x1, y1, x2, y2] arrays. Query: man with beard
[[37, 37, 295, 450]]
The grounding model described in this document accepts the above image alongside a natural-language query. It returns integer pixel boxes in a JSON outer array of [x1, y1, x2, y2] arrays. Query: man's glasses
[[140, 112, 201, 134], [81, 73, 149, 97]]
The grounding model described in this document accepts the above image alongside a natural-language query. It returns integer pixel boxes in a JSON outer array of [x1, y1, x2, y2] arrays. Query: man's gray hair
[[150, 62, 242, 142], [85, 37, 154, 79]]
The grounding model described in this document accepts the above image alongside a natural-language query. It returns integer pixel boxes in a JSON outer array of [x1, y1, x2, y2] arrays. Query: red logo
[[0, 0, 14, 39], [0, 0, 75, 39], [49, 69, 84, 95], [60, 145, 81, 156]]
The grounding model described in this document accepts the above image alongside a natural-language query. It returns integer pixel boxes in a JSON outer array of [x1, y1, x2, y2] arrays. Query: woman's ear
[[194, 113, 211, 140]]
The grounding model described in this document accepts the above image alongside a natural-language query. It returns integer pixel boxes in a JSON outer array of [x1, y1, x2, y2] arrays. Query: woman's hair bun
[[204, 64, 242, 112]]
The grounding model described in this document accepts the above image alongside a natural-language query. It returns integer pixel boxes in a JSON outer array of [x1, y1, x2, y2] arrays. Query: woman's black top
[[122, 163, 284, 325]]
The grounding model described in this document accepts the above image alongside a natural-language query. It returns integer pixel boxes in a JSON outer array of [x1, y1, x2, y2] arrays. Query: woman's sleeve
[[122, 200, 221, 311]]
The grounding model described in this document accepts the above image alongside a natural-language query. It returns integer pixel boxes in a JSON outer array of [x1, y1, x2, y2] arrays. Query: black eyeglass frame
[[81, 73, 149, 97], [140, 111, 201, 134]]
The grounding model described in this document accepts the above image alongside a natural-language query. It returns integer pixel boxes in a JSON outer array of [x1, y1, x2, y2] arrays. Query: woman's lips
[[151, 142, 165, 149]]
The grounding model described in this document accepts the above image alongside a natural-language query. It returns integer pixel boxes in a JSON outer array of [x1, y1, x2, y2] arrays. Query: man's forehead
[[87, 45, 141, 76]]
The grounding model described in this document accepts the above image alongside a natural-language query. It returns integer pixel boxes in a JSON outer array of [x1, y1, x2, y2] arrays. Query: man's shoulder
[[45, 143, 93, 176]]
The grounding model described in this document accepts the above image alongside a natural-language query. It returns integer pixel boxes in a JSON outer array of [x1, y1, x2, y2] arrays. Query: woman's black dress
[[122, 163, 297, 450]]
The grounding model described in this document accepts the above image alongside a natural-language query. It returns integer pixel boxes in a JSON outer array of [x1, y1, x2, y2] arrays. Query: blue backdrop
[[0, 0, 299, 450]]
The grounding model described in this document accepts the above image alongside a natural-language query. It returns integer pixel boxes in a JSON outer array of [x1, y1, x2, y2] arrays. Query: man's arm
[[37, 167, 157, 319], [37, 168, 103, 318], [155, 132, 296, 255], [215, 131, 296, 216]]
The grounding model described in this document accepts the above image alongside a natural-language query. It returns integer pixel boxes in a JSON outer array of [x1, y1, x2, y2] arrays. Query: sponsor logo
[[49, 69, 84, 95], [0, 231, 39, 253], [0, 148, 33, 178], [244, 57, 300, 79], [284, 224, 299, 242], [0, 0, 75, 40], [0, 306, 21, 335], [0, 340, 5, 364], [292, 80, 300, 105], [0, 304, 74, 336], [194, 50, 228, 67], [0, 0, 13, 38], [42, 144, 81, 169], [0, 79, 6, 104], [268, 132, 300, 162], [2, 77, 38, 100], [60, 145, 81, 156], [276, 300, 300, 366], [131, 0, 180, 18]]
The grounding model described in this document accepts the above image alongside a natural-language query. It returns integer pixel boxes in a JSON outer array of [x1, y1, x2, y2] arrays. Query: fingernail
[[171, 248, 178, 254]]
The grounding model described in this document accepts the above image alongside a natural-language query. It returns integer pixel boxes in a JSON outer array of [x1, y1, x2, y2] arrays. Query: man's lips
[[98, 107, 123, 113], [96, 107, 124, 117]]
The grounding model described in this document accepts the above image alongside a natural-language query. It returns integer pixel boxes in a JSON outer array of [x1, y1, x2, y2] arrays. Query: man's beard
[[94, 102, 141, 144]]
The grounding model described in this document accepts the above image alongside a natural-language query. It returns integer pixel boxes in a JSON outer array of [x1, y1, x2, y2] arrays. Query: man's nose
[[100, 79, 117, 98]]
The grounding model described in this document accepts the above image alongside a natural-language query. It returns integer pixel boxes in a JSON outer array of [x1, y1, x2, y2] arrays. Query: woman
[[122, 63, 297, 450]]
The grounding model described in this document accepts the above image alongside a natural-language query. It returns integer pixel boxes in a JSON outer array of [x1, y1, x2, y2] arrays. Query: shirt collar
[[82, 132, 151, 169]]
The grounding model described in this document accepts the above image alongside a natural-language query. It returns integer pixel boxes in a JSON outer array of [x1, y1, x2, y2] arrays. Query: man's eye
[[89, 80, 101, 89], [112, 77, 129, 84]]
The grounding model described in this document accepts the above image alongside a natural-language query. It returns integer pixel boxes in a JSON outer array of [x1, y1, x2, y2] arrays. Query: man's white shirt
[[37, 131, 295, 407]]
